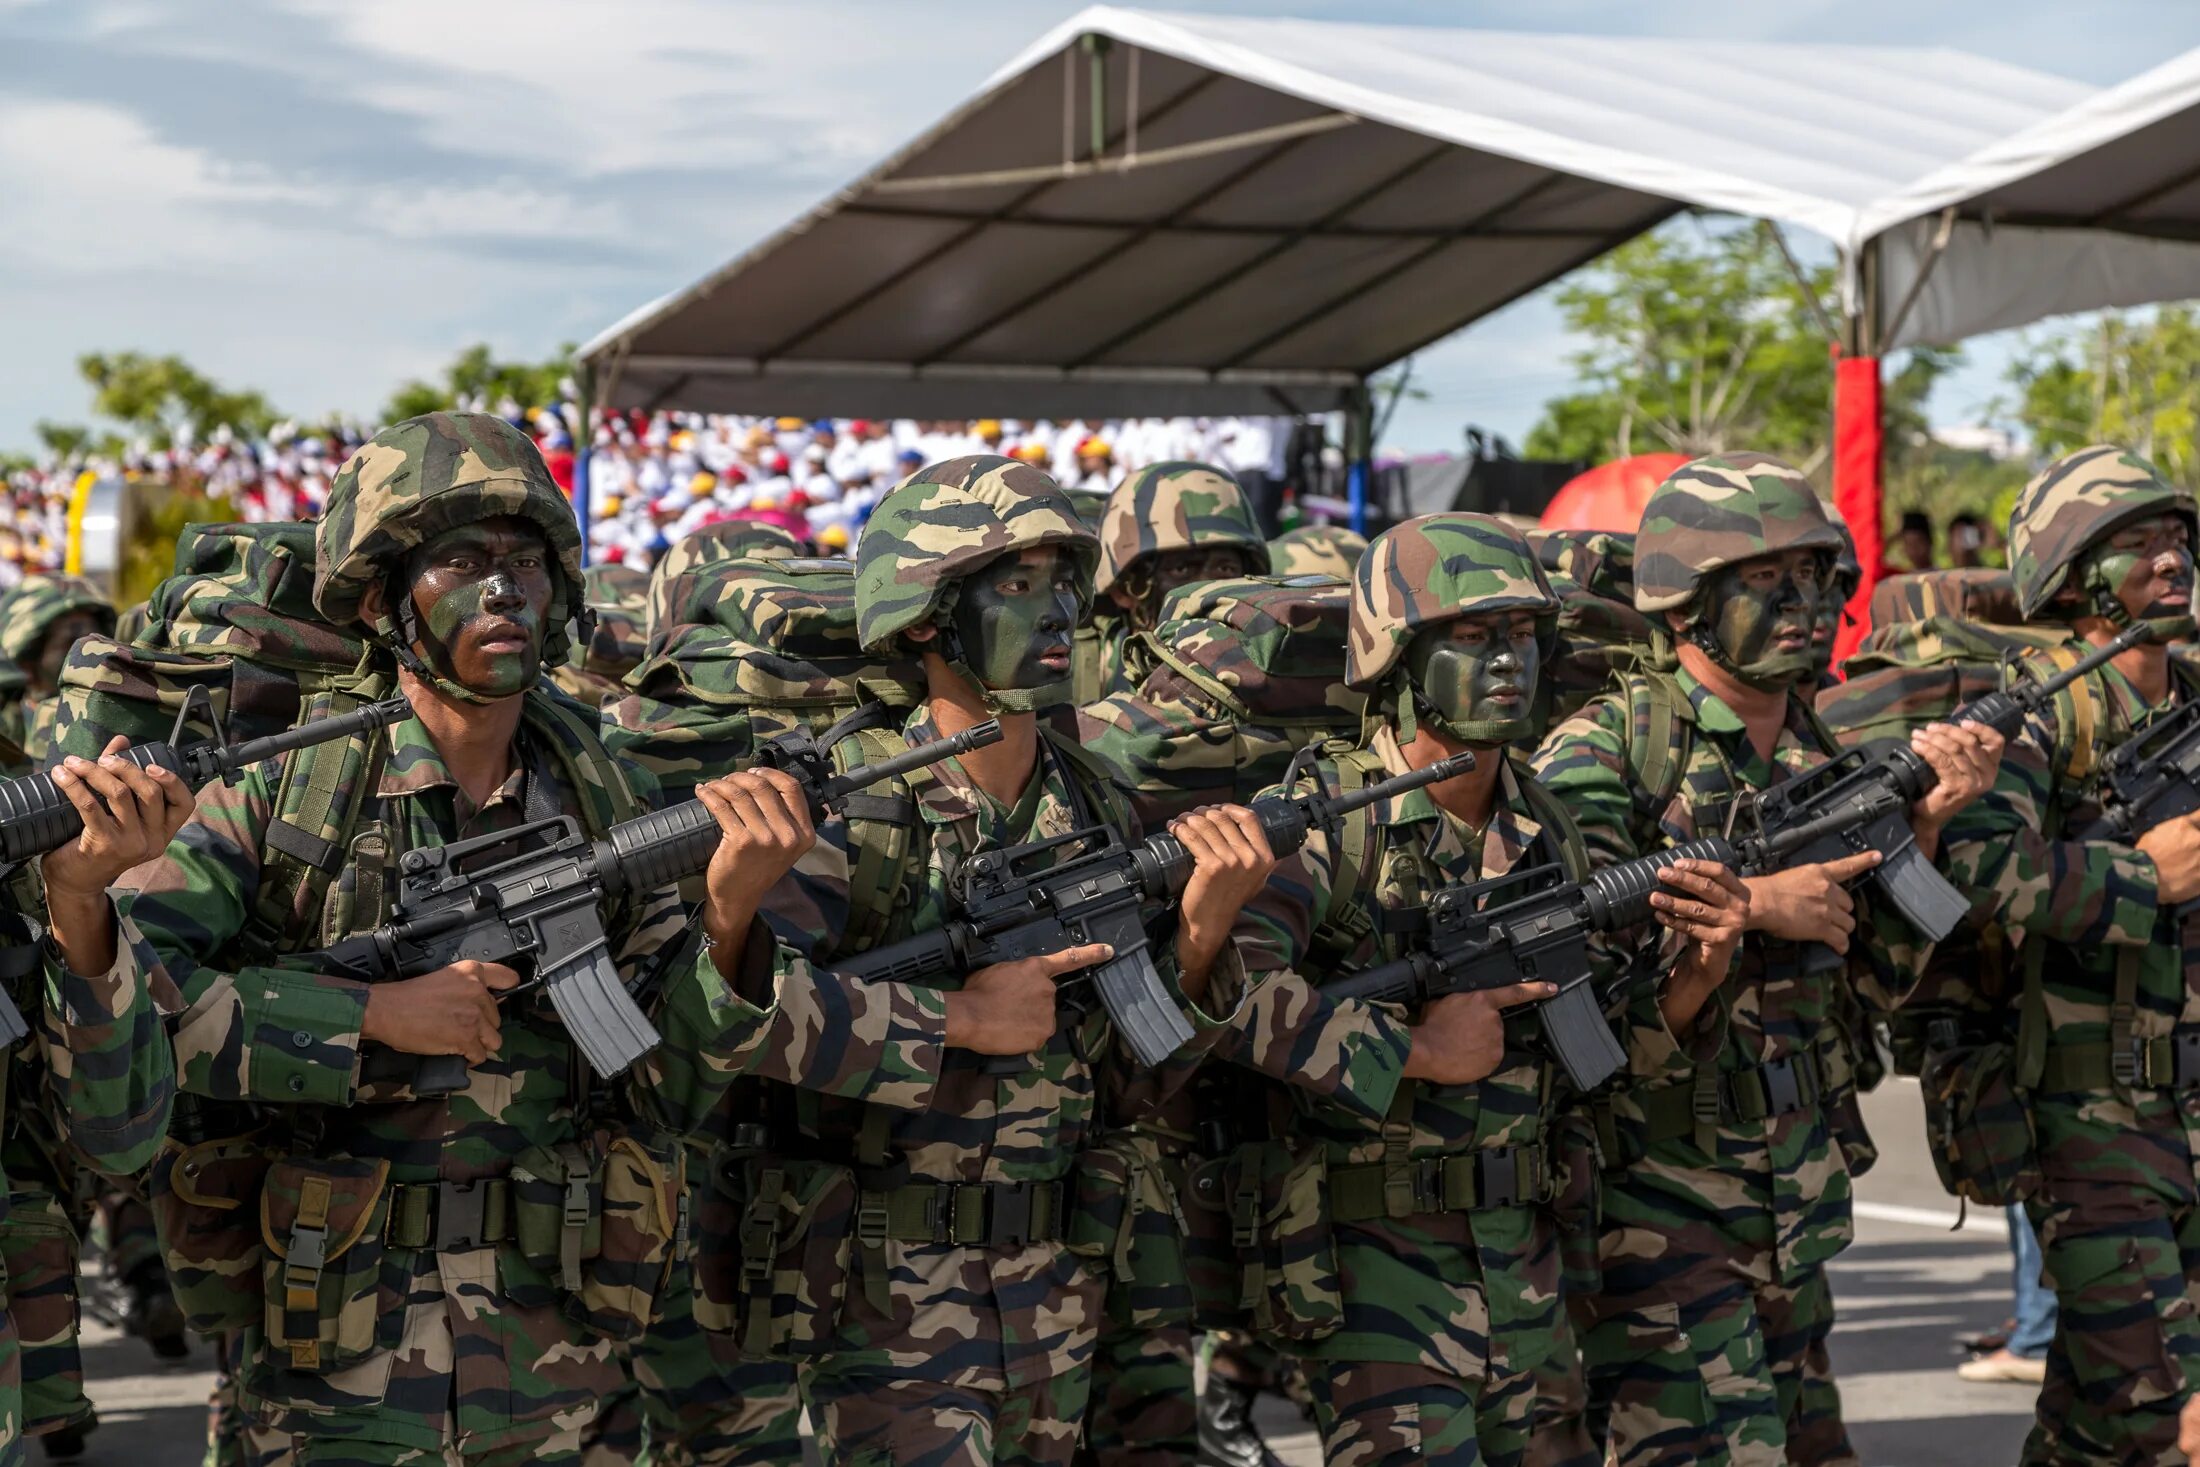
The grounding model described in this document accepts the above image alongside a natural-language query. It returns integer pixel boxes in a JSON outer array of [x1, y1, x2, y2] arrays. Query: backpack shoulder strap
[[1617, 669, 1694, 835], [833, 720, 925, 954], [521, 689, 646, 833], [2024, 643, 2100, 785], [1511, 754, 1590, 880], [241, 682, 391, 958], [1043, 726, 1135, 831], [1304, 745, 1384, 967]]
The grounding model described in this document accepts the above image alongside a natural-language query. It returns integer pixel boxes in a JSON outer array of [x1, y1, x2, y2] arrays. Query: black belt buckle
[[1478, 1149, 1521, 1210], [434, 1179, 490, 1252], [991, 1183, 1035, 1248], [1761, 1056, 1806, 1118], [2172, 1031, 2200, 1088]]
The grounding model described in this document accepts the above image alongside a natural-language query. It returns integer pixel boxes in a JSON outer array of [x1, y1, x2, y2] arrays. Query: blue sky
[[2, 0, 2195, 458]]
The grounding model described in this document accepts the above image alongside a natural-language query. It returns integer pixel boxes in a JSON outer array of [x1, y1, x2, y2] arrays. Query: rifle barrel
[[815, 719, 1002, 808], [189, 697, 414, 782]]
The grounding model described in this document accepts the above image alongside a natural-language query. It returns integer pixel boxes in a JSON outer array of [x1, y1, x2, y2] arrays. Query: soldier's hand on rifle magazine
[[1401, 982, 1553, 1086], [2138, 812, 2200, 905], [41, 736, 196, 903], [360, 960, 519, 1065], [1169, 804, 1277, 991], [944, 942, 1114, 1056], [696, 767, 817, 965], [1742, 850, 1878, 953], [1905, 721, 2005, 856]]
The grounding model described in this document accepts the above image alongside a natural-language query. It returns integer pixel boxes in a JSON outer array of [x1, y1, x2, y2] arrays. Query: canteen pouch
[[1549, 1113, 1605, 1295], [1256, 1141, 1343, 1343], [1921, 1040, 2041, 1208], [692, 1156, 856, 1361], [259, 1156, 394, 1374], [508, 1134, 684, 1344], [150, 1131, 276, 1337], [1066, 1132, 1193, 1330], [1182, 1145, 1257, 1332]]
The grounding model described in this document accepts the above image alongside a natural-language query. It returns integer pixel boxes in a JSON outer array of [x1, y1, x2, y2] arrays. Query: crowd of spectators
[[0, 407, 1305, 586]]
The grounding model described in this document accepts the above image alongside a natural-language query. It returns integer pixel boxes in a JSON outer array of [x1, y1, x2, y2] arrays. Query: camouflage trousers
[[1, 1186, 89, 1438], [1076, 1321, 1194, 1466], [1304, 1359, 1536, 1467], [97, 1186, 163, 1281], [803, 1368, 1092, 1467], [242, 1423, 582, 1466], [2019, 1182, 2200, 1466], [1523, 1320, 1601, 1467], [609, 1271, 803, 1467], [0, 1308, 24, 1466], [1579, 1262, 1852, 1467]]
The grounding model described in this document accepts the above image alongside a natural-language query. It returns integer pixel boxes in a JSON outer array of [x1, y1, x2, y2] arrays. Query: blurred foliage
[[2006, 307, 2200, 485], [386, 343, 573, 422]]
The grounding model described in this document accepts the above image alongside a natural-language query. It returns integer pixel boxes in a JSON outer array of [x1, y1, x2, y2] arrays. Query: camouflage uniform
[[1531, 457, 1896, 1467], [1082, 463, 1270, 704], [1267, 525, 1366, 582], [1200, 515, 1603, 1467], [123, 414, 898, 1465], [741, 457, 1236, 1467], [549, 563, 647, 709], [1937, 446, 2200, 1467], [0, 575, 114, 765], [644, 522, 801, 645]]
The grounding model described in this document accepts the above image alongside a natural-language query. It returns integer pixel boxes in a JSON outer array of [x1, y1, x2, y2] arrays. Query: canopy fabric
[[1869, 45, 2200, 347], [580, 6, 2086, 419]]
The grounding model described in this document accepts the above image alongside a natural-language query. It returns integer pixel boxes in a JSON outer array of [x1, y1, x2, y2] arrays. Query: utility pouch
[[1066, 1132, 1192, 1330], [507, 1132, 684, 1344], [691, 1155, 857, 1361], [149, 1131, 276, 1336], [1549, 1113, 1605, 1295], [1182, 1145, 1258, 1333], [1253, 1141, 1342, 1343], [1921, 1040, 2041, 1208], [258, 1156, 394, 1374]]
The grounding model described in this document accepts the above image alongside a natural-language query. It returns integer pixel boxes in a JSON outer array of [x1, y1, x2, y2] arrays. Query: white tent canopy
[[1868, 45, 2200, 348], [580, 6, 2088, 420]]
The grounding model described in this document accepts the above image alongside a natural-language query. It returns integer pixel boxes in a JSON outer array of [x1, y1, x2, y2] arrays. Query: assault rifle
[[835, 750, 1478, 1069], [0, 687, 411, 1050], [2092, 656, 2200, 838], [313, 718, 1004, 1094], [1322, 800, 1904, 1090]]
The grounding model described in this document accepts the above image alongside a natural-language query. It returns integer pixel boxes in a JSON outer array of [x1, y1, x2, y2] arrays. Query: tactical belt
[[2040, 1028, 2200, 1092], [383, 1179, 514, 1251], [1329, 1143, 1551, 1222], [1618, 1042, 1851, 1152], [857, 1179, 1065, 1248]]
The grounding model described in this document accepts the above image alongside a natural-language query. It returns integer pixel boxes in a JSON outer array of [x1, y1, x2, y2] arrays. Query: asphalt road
[[65, 1078, 2027, 1466]]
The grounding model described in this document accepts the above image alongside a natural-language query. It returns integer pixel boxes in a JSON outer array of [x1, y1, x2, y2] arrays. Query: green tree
[[75, 351, 278, 447], [384, 343, 573, 421], [1524, 222, 1959, 477], [2006, 307, 2200, 483]]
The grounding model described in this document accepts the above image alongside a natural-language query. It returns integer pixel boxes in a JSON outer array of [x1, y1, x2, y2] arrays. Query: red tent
[[1538, 453, 1690, 534]]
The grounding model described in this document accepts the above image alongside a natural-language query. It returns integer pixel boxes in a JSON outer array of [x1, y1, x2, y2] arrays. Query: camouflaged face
[[1347, 513, 1558, 690], [853, 455, 1098, 654], [646, 521, 800, 639], [1268, 524, 1368, 581], [315, 411, 585, 662], [0, 574, 114, 664], [1095, 461, 1270, 594], [2007, 445, 2198, 618], [1633, 453, 1845, 614]]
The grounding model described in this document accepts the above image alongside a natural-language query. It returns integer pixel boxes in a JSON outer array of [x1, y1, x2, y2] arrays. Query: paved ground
[[64, 1078, 2029, 1466]]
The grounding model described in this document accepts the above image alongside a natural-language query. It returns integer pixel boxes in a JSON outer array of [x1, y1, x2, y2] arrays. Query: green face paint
[[948, 549, 1082, 712], [1402, 611, 1541, 745], [1703, 560, 1821, 691], [2078, 531, 2197, 638], [404, 522, 554, 700]]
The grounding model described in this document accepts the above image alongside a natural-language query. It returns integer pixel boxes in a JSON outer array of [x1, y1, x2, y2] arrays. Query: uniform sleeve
[[127, 762, 372, 1108], [40, 901, 179, 1176], [1202, 785, 1413, 1125], [1937, 692, 2160, 949]]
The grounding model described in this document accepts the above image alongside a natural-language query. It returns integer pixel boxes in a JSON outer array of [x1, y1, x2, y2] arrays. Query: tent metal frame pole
[[570, 357, 594, 568], [1345, 380, 1374, 535], [1761, 220, 1841, 345], [1878, 208, 1957, 349]]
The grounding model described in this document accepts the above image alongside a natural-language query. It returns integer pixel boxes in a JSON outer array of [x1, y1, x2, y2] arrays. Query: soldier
[[1266, 524, 1367, 582], [1189, 513, 1745, 1466], [1936, 446, 2200, 1466], [121, 411, 897, 1466], [1083, 462, 1270, 701], [727, 454, 1274, 1466], [1532, 455, 2003, 1466], [0, 576, 114, 765]]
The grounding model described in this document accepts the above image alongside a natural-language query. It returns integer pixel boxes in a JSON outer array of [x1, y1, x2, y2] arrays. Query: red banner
[[1832, 354, 1883, 665]]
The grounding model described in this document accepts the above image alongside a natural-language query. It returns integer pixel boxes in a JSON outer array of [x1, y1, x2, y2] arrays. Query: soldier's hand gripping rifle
[[0, 686, 411, 1050], [835, 750, 1478, 1069], [312, 718, 1005, 1095], [1320, 800, 1898, 1090], [1741, 621, 2151, 974]]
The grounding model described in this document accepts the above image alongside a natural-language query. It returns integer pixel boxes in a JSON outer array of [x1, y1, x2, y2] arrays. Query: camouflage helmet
[[1270, 524, 1368, 581], [0, 574, 114, 664], [854, 455, 1099, 654], [1094, 461, 1270, 596], [1347, 513, 1560, 691], [315, 411, 585, 663], [1633, 454, 1845, 615], [2007, 445, 2198, 619]]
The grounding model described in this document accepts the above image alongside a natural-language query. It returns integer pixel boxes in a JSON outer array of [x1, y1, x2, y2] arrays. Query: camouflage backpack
[[1530, 529, 1657, 730], [1078, 575, 1362, 826], [553, 562, 649, 709]]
